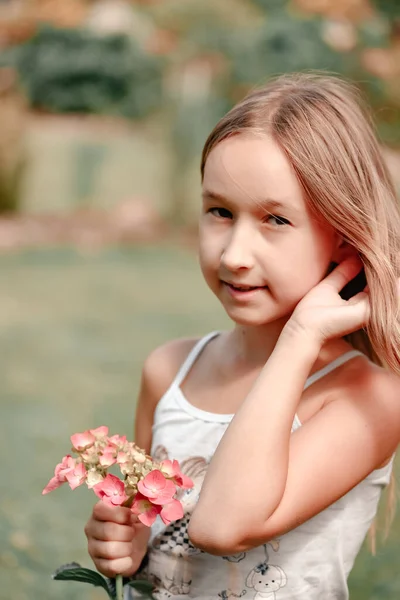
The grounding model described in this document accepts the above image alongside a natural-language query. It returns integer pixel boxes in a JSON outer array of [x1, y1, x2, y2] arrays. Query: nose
[[221, 220, 256, 272]]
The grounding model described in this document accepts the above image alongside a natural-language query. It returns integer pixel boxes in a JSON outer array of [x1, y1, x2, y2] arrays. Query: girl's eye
[[266, 214, 291, 227], [208, 207, 233, 219]]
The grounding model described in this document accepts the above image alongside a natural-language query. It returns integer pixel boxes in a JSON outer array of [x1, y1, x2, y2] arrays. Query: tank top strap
[[303, 349, 364, 391], [171, 331, 220, 389], [292, 349, 365, 431]]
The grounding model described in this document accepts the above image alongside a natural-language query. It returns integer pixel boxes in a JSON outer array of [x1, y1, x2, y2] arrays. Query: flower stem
[[116, 574, 124, 600]]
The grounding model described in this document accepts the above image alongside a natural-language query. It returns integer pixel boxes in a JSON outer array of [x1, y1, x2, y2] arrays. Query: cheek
[[276, 234, 335, 297], [198, 223, 221, 266], [198, 232, 219, 286]]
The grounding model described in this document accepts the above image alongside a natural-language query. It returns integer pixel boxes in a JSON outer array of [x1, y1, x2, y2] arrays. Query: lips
[[224, 281, 266, 292], [222, 281, 269, 302]]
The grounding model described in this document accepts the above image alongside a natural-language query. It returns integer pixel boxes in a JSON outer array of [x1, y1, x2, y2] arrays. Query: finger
[[89, 520, 134, 542], [95, 557, 135, 578], [93, 502, 132, 525], [347, 290, 369, 308], [344, 291, 370, 327], [90, 540, 133, 560], [323, 256, 364, 291]]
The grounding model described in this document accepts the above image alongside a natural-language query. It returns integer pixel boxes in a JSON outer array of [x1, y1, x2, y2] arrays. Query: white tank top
[[131, 332, 393, 600]]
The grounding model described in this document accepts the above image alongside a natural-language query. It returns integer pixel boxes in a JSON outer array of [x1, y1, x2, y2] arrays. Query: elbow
[[188, 512, 268, 556], [188, 509, 281, 555], [187, 519, 242, 556]]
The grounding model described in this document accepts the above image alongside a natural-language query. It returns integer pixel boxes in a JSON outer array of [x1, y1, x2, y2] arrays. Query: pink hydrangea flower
[[42, 455, 75, 495], [99, 450, 116, 468], [43, 427, 187, 530], [160, 499, 184, 525], [131, 493, 161, 526], [80, 445, 99, 464], [161, 460, 194, 489], [71, 430, 96, 451], [116, 451, 128, 465], [86, 470, 104, 488], [65, 462, 87, 490], [107, 434, 127, 449], [131, 450, 146, 464], [90, 426, 108, 438], [101, 443, 118, 455], [138, 470, 176, 505], [93, 474, 128, 506]]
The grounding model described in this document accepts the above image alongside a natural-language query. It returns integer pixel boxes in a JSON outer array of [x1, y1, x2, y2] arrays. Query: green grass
[[0, 245, 399, 599]]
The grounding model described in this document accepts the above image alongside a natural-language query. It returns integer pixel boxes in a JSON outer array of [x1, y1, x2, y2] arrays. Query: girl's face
[[199, 133, 339, 327]]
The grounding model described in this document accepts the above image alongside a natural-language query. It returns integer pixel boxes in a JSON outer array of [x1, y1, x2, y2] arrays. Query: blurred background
[[0, 0, 399, 598]]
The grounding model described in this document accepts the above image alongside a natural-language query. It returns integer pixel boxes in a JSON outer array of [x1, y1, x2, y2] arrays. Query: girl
[[84, 73, 400, 600]]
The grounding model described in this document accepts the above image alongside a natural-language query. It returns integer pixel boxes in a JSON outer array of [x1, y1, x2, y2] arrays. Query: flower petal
[[179, 474, 194, 489], [66, 463, 87, 490], [148, 479, 176, 505], [160, 460, 194, 489], [71, 431, 95, 451], [107, 434, 127, 448], [90, 426, 109, 438], [116, 451, 128, 465], [55, 455, 75, 481], [138, 507, 160, 527], [42, 476, 64, 495], [131, 495, 161, 527], [86, 470, 104, 489], [138, 470, 168, 498], [130, 493, 152, 513], [160, 500, 184, 525], [160, 460, 175, 478], [99, 451, 116, 468], [93, 474, 127, 505]]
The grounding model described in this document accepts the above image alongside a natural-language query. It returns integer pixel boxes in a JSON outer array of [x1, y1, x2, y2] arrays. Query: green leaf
[[53, 565, 115, 599], [372, 0, 400, 20], [12, 25, 163, 119], [127, 579, 157, 600]]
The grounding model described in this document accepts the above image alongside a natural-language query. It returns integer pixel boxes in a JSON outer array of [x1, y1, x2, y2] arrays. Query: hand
[[84, 502, 150, 578], [286, 256, 371, 345]]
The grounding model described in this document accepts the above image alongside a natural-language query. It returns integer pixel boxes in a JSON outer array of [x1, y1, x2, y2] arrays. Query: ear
[[331, 237, 358, 264], [277, 567, 287, 587], [246, 571, 255, 588], [329, 238, 367, 299]]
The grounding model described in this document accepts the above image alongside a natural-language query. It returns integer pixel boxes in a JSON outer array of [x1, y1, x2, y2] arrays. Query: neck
[[228, 319, 289, 367], [226, 322, 351, 371]]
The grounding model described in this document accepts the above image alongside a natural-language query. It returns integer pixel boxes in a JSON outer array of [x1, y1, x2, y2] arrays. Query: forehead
[[202, 133, 306, 212]]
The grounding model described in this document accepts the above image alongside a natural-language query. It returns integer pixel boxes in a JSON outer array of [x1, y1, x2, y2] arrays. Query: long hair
[[201, 73, 400, 375]]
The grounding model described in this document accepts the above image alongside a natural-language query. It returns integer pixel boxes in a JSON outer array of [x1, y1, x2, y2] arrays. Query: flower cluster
[[43, 426, 193, 527]]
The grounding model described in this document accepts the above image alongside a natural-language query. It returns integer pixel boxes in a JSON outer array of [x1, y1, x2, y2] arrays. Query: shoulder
[[329, 355, 400, 459], [335, 355, 400, 413], [134, 336, 201, 451], [141, 336, 201, 402]]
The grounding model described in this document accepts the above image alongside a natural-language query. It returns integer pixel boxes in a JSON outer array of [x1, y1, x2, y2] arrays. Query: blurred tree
[[161, 0, 352, 222], [0, 68, 26, 213], [146, 0, 399, 222], [2, 26, 163, 118], [372, 0, 399, 20], [0, 0, 398, 218], [288, 0, 400, 143], [0, 0, 89, 47]]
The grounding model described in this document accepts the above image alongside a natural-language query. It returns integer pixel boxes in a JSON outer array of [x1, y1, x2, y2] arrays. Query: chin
[[221, 297, 297, 327], [225, 309, 282, 328]]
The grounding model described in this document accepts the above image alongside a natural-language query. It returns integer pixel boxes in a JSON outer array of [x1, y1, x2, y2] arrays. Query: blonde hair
[[201, 72, 400, 375], [201, 72, 400, 547]]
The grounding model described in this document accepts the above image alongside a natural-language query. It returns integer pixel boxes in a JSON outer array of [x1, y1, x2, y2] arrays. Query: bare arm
[[85, 354, 158, 576], [85, 338, 198, 576], [188, 328, 400, 556]]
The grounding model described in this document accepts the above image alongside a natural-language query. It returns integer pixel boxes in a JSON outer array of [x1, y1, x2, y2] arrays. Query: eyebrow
[[202, 189, 291, 213]]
